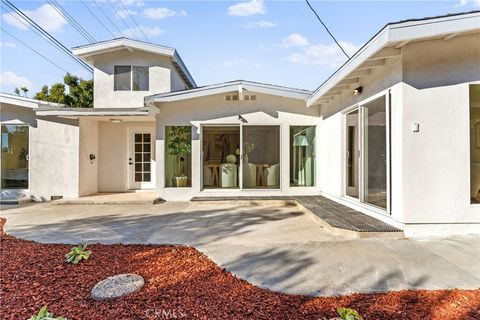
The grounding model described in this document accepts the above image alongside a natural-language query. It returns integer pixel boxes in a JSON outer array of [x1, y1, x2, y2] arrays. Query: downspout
[[388, 89, 392, 215]]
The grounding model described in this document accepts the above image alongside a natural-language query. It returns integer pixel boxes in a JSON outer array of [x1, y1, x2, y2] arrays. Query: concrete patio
[[1, 202, 479, 296]]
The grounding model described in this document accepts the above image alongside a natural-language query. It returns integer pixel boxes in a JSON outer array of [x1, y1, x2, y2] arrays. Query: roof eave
[[306, 11, 480, 107]]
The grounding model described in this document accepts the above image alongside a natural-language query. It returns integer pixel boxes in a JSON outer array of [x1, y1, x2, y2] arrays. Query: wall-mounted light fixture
[[110, 119, 122, 123], [238, 115, 248, 123], [353, 86, 363, 96]]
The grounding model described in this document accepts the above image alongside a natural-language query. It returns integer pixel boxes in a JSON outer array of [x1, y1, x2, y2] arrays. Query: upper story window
[[114, 66, 149, 91]]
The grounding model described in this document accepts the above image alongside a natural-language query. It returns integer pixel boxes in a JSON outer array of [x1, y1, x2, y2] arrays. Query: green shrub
[[337, 307, 363, 320], [65, 244, 91, 264], [29, 306, 67, 320]]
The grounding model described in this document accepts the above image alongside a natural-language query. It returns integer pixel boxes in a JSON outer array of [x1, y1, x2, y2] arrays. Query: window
[[165, 126, 192, 187], [470, 84, 480, 203], [1, 125, 29, 189], [290, 126, 316, 187], [133, 66, 149, 91], [114, 65, 149, 91], [114, 66, 131, 91]]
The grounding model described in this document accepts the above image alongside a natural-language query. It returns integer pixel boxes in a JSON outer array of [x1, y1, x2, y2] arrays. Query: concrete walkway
[[1, 202, 479, 296]]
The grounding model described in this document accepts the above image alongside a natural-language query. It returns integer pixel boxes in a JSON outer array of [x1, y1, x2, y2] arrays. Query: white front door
[[128, 129, 154, 190]]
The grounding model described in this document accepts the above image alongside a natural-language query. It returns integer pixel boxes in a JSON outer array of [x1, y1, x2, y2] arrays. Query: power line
[[107, 0, 139, 40], [2, 0, 93, 72], [120, 0, 149, 42], [1, 27, 69, 73], [47, 0, 96, 43], [304, 0, 350, 59], [93, 0, 123, 36], [79, 0, 115, 38], [1, 3, 87, 72]]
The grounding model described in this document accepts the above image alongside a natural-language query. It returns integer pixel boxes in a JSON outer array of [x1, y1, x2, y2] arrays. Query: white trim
[[148, 81, 312, 103], [127, 128, 156, 190], [72, 38, 196, 88], [0, 92, 64, 109], [306, 11, 480, 106]]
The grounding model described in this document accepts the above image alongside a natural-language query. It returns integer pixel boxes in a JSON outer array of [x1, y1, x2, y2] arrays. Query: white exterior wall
[[400, 33, 480, 235], [79, 118, 98, 196], [315, 33, 480, 235], [155, 93, 320, 201], [98, 120, 156, 192], [93, 50, 187, 108], [1, 103, 80, 200], [317, 56, 404, 227]]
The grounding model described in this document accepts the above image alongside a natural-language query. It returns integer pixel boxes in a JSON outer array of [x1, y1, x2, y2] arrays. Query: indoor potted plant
[[167, 126, 191, 187]]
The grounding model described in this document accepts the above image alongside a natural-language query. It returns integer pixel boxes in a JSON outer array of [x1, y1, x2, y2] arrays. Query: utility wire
[[1, 27, 69, 73], [107, 0, 139, 40], [304, 0, 350, 59], [2, 0, 93, 72], [47, 0, 96, 43], [79, 0, 115, 38], [93, 0, 123, 36], [120, 0, 149, 42]]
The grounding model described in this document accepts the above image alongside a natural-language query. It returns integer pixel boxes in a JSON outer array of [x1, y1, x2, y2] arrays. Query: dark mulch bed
[[1, 217, 479, 320]]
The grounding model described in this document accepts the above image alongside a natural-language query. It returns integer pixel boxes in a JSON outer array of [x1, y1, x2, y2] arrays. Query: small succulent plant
[[65, 244, 91, 264], [29, 306, 67, 320], [337, 307, 363, 320]]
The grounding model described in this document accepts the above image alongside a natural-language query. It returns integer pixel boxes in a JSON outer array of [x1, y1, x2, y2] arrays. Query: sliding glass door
[[242, 126, 280, 189], [345, 110, 359, 198], [344, 95, 388, 211], [363, 96, 387, 208]]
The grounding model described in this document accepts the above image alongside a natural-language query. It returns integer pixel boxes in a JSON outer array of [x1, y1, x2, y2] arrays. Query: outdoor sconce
[[89, 154, 96, 164], [353, 86, 363, 95]]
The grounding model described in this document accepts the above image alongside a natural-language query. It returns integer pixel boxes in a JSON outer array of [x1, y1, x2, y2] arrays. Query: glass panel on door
[[202, 126, 240, 189], [345, 110, 359, 198], [363, 96, 387, 209], [242, 126, 280, 189], [134, 133, 151, 183], [1, 125, 29, 189]]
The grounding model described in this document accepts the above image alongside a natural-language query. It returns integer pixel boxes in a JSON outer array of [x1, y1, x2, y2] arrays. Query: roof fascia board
[[153, 84, 240, 102], [151, 82, 311, 102], [306, 12, 480, 107], [0, 93, 65, 109], [36, 110, 151, 117], [306, 27, 390, 107]]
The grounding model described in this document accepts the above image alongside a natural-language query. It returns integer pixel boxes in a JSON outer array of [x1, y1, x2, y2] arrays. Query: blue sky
[[1, 0, 479, 96]]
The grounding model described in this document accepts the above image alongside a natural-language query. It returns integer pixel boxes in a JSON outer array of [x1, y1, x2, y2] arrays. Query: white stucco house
[[1, 11, 479, 236]]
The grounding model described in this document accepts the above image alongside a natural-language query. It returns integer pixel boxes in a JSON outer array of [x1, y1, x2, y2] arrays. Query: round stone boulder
[[91, 274, 144, 301]]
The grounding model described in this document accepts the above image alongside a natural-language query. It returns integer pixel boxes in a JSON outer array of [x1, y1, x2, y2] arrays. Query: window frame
[[114, 65, 149, 92]]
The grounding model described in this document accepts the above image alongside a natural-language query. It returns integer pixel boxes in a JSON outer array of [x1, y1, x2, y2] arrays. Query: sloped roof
[[146, 80, 312, 103], [306, 10, 480, 106], [0, 92, 65, 109], [72, 38, 196, 89]]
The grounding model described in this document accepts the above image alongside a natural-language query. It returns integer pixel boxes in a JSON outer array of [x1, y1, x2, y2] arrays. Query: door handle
[[129, 162, 133, 165]]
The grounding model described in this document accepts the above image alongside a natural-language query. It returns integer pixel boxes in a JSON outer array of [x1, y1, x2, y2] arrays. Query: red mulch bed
[[1, 218, 479, 320]]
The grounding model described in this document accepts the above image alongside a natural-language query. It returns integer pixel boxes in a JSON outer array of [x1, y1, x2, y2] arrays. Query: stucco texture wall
[[98, 120, 155, 192], [1, 103, 80, 200], [93, 50, 186, 108], [401, 33, 480, 224], [155, 92, 320, 200]]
